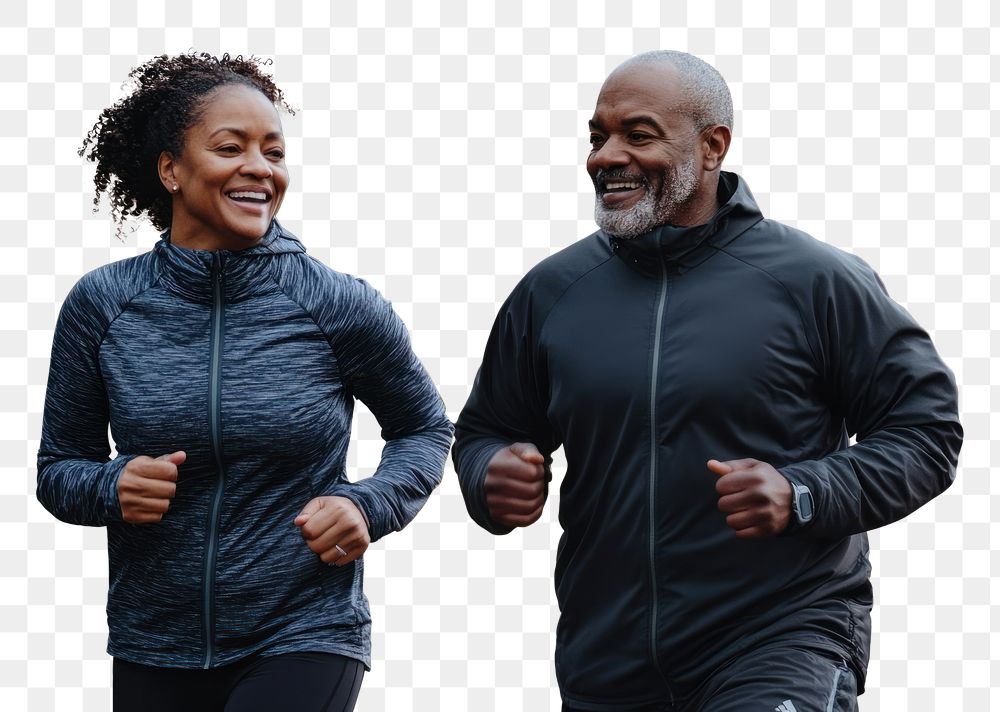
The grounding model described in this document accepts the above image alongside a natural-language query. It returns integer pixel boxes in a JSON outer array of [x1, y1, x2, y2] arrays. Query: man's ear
[[701, 125, 731, 172], [158, 151, 179, 194]]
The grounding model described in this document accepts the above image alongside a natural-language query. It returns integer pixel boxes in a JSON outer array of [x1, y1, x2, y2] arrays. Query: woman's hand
[[117, 451, 186, 523], [294, 496, 370, 566]]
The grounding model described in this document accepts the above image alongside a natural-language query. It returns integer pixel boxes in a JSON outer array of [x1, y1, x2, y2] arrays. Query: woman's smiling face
[[160, 83, 289, 251]]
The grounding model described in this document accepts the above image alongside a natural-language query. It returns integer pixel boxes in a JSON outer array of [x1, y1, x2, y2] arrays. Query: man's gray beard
[[594, 158, 699, 239]]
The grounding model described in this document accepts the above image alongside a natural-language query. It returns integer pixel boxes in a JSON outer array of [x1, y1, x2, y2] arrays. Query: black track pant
[[113, 652, 364, 712], [564, 641, 858, 712]]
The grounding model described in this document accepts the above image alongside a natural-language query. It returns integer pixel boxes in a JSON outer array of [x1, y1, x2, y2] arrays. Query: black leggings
[[113, 652, 364, 712]]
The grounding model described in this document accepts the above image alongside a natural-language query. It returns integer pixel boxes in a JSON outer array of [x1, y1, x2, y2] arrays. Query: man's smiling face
[[586, 63, 704, 237]]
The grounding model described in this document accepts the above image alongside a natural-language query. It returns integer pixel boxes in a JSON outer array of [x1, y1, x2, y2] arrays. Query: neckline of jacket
[[608, 171, 765, 278], [153, 220, 306, 303]]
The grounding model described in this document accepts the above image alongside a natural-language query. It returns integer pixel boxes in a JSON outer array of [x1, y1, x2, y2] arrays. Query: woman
[[36, 52, 452, 711]]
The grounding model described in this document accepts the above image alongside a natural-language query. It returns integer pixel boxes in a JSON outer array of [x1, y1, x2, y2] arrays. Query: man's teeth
[[228, 191, 268, 201], [605, 181, 642, 191]]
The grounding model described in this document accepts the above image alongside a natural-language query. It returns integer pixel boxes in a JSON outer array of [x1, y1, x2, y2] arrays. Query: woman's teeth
[[228, 191, 268, 202]]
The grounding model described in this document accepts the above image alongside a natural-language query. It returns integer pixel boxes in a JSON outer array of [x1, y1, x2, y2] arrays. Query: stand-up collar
[[154, 221, 306, 303], [609, 172, 764, 277]]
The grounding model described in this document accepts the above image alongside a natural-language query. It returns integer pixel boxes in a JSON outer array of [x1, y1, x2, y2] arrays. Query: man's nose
[[588, 137, 630, 171]]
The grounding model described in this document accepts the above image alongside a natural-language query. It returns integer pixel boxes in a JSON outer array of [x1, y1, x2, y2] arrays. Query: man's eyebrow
[[587, 115, 667, 134], [620, 115, 667, 133]]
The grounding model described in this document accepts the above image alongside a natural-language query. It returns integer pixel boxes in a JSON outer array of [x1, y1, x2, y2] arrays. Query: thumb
[[156, 451, 187, 466], [509, 442, 544, 464], [707, 459, 733, 476], [294, 497, 324, 526]]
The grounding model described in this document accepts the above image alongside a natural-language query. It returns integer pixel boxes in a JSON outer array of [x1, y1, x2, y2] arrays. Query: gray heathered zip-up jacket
[[454, 172, 962, 710], [37, 222, 453, 669]]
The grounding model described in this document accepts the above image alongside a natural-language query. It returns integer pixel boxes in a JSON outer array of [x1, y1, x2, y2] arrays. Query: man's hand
[[294, 496, 370, 566], [118, 451, 186, 523], [707, 458, 792, 538], [485, 442, 546, 528]]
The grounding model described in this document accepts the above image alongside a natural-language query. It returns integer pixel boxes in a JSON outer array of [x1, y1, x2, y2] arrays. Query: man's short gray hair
[[616, 50, 733, 132]]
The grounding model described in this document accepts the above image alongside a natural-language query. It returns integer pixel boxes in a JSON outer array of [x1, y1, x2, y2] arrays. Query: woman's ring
[[335, 544, 348, 558]]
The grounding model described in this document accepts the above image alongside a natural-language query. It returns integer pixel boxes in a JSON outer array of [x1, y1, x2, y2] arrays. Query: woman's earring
[[172, 184, 178, 192]]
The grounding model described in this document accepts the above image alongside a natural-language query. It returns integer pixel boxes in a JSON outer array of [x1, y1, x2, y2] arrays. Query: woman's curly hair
[[79, 52, 293, 235]]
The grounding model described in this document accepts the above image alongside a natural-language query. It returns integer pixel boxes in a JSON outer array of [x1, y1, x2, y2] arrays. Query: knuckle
[[155, 463, 173, 480], [304, 527, 323, 542]]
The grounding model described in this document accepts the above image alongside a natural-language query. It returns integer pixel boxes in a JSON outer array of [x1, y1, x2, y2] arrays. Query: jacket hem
[[107, 639, 372, 672]]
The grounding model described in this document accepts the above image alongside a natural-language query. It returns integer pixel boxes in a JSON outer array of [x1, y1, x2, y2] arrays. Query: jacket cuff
[[100, 454, 138, 524], [777, 461, 843, 538], [457, 438, 515, 536]]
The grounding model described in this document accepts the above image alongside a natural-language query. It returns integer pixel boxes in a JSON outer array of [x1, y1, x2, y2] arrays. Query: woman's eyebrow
[[208, 127, 284, 140]]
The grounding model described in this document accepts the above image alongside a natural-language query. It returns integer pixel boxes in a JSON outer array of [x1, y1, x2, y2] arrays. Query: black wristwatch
[[789, 481, 814, 526]]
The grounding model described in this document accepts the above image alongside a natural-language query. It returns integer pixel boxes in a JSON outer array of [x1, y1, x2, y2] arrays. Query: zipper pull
[[211, 252, 228, 284]]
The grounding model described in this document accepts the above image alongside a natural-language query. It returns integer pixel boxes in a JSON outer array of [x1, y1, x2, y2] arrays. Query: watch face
[[796, 486, 814, 521]]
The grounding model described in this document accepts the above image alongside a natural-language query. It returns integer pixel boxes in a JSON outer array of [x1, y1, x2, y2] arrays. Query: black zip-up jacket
[[453, 173, 962, 710]]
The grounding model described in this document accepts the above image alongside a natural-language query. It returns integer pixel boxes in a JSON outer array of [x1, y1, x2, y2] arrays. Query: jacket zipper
[[648, 260, 671, 694], [203, 252, 227, 668]]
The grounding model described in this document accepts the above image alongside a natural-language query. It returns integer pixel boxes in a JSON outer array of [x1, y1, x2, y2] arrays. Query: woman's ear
[[158, 151, 179, 194]]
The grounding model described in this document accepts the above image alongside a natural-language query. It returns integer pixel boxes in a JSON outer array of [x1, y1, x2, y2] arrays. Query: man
[[453, 51, 962, 712]]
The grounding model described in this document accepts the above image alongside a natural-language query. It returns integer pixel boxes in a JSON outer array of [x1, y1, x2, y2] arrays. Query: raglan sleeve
[[779, 256, 963, 538], [36, 274, 135, 526], [325, 278, 454, 543], [452, 281, 560, 535]]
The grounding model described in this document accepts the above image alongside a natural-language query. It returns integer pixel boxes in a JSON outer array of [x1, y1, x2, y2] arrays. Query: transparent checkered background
[[1, 0, 995, 710]]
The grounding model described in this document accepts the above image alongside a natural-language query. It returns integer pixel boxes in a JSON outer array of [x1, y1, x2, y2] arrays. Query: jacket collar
[[608, 171, 764, 277], [154, 221, 306, 303]]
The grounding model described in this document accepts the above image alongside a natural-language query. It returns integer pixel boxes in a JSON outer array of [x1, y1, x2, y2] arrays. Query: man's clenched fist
[[708, 458, 792, 538], [485, 442, 547, 528]]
